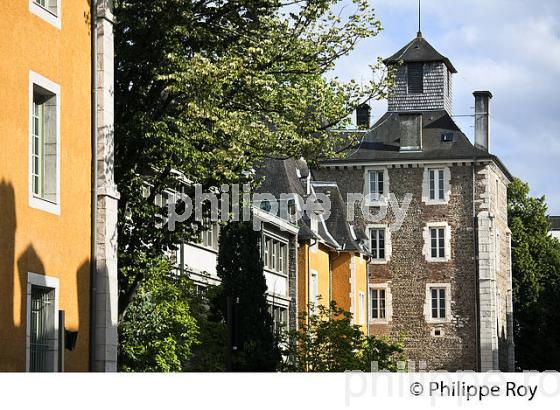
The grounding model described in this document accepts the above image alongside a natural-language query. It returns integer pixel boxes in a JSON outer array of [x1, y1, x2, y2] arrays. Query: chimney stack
[[473, 91, 492, 151], [356, 103, 371, 129]]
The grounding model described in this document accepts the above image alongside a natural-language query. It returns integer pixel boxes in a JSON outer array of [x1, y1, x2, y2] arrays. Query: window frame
[[26, 272, 60, 372], [424, 222, 451, 262], [262, 234, 289, 275], [29, 0, 61, 29], [423, 166, 450, 205], [363, 167, 389, 206], [425, 283, 451, 324], [369, 283, 392, 324], [369, 228, 386, 261], [367, 224, 391, 264], [29, 71, 60, 215]]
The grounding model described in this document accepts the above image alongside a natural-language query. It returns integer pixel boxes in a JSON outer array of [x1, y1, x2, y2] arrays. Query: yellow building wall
[[331, 253, 368, 334], [0, 1, 92, 371], [297, 242, 332, 317]]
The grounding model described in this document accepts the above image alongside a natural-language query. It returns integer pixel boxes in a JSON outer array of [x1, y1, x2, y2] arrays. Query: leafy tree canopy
[[508, 177, 560, 370], [114, 0, 393, 317]]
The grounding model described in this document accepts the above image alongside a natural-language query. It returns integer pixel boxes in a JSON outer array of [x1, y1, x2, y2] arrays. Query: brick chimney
[[473, 91, 492, 151]]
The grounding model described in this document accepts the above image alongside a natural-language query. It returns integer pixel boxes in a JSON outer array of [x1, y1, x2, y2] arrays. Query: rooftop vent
[[441, 132, 454, 142]]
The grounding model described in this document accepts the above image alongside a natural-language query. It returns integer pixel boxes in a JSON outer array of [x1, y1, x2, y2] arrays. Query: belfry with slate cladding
[[384, 32, 455, 115]]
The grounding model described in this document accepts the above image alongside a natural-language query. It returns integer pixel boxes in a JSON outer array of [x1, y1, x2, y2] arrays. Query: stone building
[[314, 32, 515, 371], [549, 216, 560, 240]]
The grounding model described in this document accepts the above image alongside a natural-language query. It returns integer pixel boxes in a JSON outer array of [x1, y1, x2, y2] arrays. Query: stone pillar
[[477, 212, 499, 371], [94, 0, 119, 372]]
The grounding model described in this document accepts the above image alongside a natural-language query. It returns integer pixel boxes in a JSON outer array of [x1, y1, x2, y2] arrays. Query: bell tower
[[383, 33, 457, 114]]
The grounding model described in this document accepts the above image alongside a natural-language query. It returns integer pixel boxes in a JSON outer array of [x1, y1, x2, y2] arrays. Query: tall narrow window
[[310, 272, 319, 315], [368, 170, 384, 200], [429, 169, 445, 200], [370, 228, 386, 260], [29, 285, 55, 372], [358, 292, 365, 325], [430, 287, 447, 319], [430, 227, 446, 259], [370, 288, 386, 320], [32, 87, 57, 204], [408, 63, 424, 94]]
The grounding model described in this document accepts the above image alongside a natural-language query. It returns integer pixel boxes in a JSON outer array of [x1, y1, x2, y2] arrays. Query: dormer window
[[407, 63, 424, 94]]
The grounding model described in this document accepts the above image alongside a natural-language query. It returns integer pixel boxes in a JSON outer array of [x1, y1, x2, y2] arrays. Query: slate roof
[[312, 182, 369, 254], [383, 33, 457, 73], [321, 110, 512, 180], [255, 158, 369, 254], [550, 216, 560, 231]]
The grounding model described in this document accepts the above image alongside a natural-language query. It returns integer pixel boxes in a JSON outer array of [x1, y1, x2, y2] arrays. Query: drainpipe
[[89, 0, 98, 372], [472, 157, 480, 371]]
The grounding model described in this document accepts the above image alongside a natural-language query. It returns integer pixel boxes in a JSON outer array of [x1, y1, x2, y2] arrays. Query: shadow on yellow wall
[[0, 179, 90, 371]]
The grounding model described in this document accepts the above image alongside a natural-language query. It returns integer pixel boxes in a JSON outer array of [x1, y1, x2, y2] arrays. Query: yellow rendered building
[[0, 1, 118, 372]]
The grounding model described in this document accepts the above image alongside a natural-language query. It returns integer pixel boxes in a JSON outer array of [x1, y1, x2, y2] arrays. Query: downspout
[[89, 0, 98, 372], [472, 157, 480, 371]]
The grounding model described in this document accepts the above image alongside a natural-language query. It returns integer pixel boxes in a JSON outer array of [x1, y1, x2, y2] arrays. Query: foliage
[[113, 0, 394, 318], [508, 177, 560, 370], [282, 301, 404, 372], [211, 221, 281, 371], [118, 256, 199, 372]]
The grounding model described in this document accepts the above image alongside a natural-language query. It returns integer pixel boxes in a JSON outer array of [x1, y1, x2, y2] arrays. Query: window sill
[[370, 318, 390, 325], [29, 195, 60, 215], [424, 199, 449, 206], [370, 258, 389, 265], [426, 257, 450, 263], [29, 1, 61, 29]]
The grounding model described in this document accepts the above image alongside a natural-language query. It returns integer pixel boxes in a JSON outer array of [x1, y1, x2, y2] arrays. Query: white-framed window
[[263, 235, 288, 275], [422, 166, 450, 205], [369, 283, 392, 323], [26, 272, 60, 372], [429, 168, 445, 201], [368, 225, 391, 263], [310, 270, 319, 315], [270, 305, 288, 335], [29, 0, 61, 29], [363, 167, 389, 205], [424, 283, 451, 323], [423, 222, 451, 262], [430, 227, 445, 259], [370, 228, 385, 260], [358, 291, 365, 325], [196, 218, 220, 251], [29, 71, 60, 215]]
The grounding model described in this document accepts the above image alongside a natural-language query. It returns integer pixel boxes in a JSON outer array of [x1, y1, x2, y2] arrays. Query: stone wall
[[315, 163, 479, 370]]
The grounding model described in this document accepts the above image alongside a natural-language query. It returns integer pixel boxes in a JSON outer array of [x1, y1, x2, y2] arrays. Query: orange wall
[[0, 1, 92, 371], [331, 253, 368, 334]]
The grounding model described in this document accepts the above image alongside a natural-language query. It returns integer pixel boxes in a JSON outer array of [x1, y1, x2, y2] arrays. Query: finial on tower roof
[[417, 0, 422, 37]]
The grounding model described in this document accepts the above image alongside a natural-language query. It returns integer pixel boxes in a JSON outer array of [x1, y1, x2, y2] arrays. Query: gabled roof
[[383, 33, 457, 73], [311, 182, 369, 254], [550, 216, 560, 231], [321, 110, 512, 180]]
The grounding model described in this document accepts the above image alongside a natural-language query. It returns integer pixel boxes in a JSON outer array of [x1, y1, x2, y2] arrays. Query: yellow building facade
[[1, 1, 118, 372]]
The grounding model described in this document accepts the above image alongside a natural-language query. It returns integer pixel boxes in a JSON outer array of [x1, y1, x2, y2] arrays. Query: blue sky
[[331, 0, 560, 214]]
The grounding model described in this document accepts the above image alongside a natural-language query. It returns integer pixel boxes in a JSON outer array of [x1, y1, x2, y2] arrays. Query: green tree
[[282, 301, 404, 372], [118, 256, 199, 371], [114, 0, 393, 319], [508, 177, 560, 370], [211, 221, 280, 371]]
